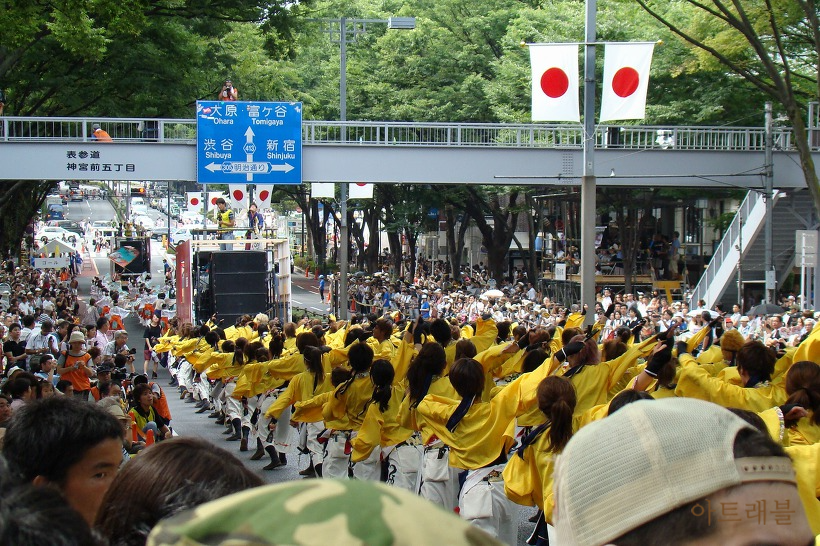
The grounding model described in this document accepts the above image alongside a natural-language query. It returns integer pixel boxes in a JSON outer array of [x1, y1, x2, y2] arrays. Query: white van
[[131, 204, 148, 216]]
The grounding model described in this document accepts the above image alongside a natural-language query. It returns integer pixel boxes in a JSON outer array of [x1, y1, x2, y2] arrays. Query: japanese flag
[[349, 183, 373, 200], [187, 192, 203, 211], [530, 44, 580, 122], [228, 185, 248, 211], [600, 43, 655, 122], [208, 192, 225, 208], [311, 183, 335, 199], [255, 185, 274, 210]]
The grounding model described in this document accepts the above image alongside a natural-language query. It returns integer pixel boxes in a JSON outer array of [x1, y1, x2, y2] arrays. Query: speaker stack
[[209, 251, 269, 326]]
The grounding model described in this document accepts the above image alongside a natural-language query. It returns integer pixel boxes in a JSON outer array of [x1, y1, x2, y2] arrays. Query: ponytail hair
[[336, 342, 373, 398], [785, 361, 820, 425], [268, 332, 285, 359], [362, 359, 394, 414], [537, 376, 576, 453], [302, 346, 326, 391], [233, 337, 248, 366], [407, 342, 447, 405]]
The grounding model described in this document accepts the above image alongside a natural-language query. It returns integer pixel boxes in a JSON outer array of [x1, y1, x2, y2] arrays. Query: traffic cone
[[146, 429, 155, 446]]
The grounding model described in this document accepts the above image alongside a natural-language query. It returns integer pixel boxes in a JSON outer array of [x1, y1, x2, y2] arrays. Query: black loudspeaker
[[210, 251, 268, 324]]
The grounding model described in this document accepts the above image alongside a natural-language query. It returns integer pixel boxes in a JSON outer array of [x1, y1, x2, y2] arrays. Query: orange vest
[[149, 382, 172, 422], [63, 353, 92, 392]]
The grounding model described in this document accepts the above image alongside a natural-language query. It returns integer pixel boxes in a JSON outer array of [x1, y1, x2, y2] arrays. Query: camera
[[129, 348, 137, 354], [111, 366, 129, 383]]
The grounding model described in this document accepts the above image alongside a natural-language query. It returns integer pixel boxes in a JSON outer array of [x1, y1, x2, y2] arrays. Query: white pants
[[385, 443, 422, 492], [459, 477, 518, 545], [304, 422, 324, 465], [211, 381, 225, 412], [257, 391, 293, 449], [179, 359, 195, 394], [322, 432, 351, 479], [197, 372, 210, 402], [242, 394, 258, 429], [418, 445, 459, 512], [223, 382, 242, 421], [351, 446, 381, 481]]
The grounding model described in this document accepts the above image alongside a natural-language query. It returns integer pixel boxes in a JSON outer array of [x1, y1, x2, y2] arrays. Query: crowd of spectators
[[0, 252, 818, 545]]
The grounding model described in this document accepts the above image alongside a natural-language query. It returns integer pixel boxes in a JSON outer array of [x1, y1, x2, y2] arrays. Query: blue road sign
[[196, 101, 302, 184]]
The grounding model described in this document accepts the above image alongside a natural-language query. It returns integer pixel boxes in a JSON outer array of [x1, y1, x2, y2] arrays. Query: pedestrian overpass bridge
[[1, 116, 819, 188]]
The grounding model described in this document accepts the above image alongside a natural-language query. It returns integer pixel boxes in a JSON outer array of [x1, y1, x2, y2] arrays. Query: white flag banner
[[255, 185, 274, 210], [208, 191, 226, 208], [186, 192, 203, 211], [349, 183, 374, 199], [311, 183, 335, 199], [529, 44, 580, 122], [228, 184, 248, 211], [600, 43, 655, 122]]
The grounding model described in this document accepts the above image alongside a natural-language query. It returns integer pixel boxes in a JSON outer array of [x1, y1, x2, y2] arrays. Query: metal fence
[[0, 116, 812, 151]]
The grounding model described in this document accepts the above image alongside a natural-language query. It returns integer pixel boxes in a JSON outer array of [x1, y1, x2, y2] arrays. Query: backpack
[[28, 354, 43, 372]]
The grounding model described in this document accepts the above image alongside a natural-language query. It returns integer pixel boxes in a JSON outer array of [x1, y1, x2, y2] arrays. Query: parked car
[[47, 220, 84, 236], [150, 222, 170, 240], [133, 215, 156, 229], [170, 227, 192, 245], [36, 226, 78, 244], [46, 204, 64, 221]]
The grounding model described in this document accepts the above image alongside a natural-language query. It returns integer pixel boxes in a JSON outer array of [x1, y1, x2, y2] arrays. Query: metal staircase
[[689, 189, 816, 309]]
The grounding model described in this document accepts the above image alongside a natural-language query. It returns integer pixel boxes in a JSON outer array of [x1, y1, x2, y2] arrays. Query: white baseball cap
[[554, 398, 796, 546]]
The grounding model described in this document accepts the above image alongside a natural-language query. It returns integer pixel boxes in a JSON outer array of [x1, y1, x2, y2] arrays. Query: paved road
[[64, 197, 537, 543]]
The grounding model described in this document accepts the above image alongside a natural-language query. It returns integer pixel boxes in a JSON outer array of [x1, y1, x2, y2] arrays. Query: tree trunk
[[405, 227, 418, 281], [387, 231, 402, 280], [445, 204, 468, 281]]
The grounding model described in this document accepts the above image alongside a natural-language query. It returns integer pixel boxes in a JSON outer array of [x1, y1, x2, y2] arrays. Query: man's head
[[553, 398, 810, 546], [40, 320, 53, 333], [216, 198, 227, 211], [249, 202, 257, 213], [96, 316, 109, 332], [114, 330, 128, 346], [2, 397, 124, 525], [736, 340, 776, 385]]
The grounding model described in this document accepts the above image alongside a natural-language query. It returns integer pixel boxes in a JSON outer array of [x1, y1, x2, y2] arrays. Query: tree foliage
[[633, 0, 820, 218]]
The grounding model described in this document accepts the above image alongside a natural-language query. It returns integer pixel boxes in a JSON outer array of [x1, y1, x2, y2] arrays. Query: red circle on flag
[[612, 67, 640, 97], [540, 67, 569, 98], [356, 183, 366, 187], [259, 190, 270, 201], [190, 198, 199, 206], [211, 197, 219, 205], [233, 190, 244, 200]]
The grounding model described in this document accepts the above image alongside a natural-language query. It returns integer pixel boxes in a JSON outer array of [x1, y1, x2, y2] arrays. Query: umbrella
[[747, 303, 786, 317], [687, 308, 720, 318], [482, 289, 504, 299]]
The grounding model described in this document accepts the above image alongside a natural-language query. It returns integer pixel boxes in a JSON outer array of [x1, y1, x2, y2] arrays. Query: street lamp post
[[317, 15, 416, 320], [580, 0, 597, 324]]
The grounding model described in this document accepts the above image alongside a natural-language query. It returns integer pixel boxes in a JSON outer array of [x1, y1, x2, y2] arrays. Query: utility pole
[[580, 0, 597, 322], [764, 102, 775, 303], [338, 16, 349, 320], [737, 214, 743, 311]]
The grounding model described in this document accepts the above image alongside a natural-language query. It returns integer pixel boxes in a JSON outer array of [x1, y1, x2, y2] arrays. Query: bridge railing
[[0, 116, 807, 151]]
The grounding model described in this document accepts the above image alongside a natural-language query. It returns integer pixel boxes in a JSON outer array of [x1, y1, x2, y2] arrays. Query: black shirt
[[3, 339, 26, 360], [143, 324, 163, 351]]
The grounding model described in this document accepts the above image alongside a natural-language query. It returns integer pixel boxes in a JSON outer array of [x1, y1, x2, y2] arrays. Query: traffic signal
[[131, 187, 146, 197]]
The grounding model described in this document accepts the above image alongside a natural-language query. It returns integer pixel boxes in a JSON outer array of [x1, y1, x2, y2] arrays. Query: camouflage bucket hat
[[147, 479, 502, 546]]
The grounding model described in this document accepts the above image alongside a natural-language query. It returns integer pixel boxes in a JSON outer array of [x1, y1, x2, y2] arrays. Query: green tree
[[634, 0, 820, 215]]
